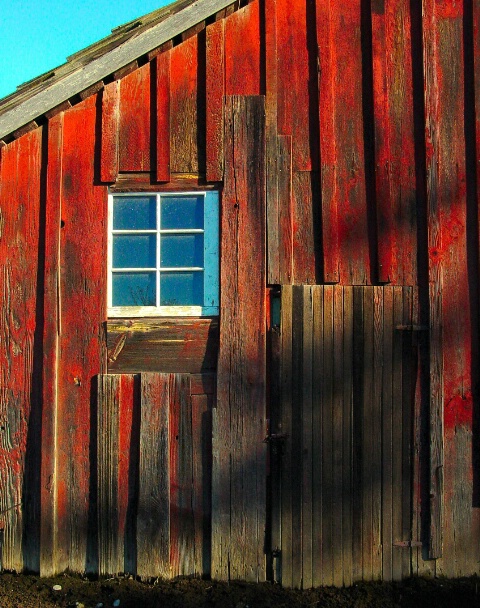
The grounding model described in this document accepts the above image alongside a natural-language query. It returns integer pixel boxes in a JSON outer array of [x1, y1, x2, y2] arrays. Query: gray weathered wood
[[137, 373, 170, 579]]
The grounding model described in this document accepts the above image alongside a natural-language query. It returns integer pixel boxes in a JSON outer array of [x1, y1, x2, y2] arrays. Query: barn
[[0, 0, 478, 588]]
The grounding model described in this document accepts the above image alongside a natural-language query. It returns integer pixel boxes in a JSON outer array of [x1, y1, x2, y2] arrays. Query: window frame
[[107, 190, 219, 318]]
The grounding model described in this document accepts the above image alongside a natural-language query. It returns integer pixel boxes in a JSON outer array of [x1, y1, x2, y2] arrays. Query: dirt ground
[[1, 573, 480, 608]]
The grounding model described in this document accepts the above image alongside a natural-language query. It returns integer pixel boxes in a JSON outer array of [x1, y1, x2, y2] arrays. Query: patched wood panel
[[273, 285, 418, 587], [97, 372, 214, 579], [106, 318, 219, 374]]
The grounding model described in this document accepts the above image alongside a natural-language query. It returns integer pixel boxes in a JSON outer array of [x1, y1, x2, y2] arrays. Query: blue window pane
[[161, 234, 203, 268], [113, 196, 156, 230], [112, 272, 156, 306], [161, 196, 203, 229], [160, 272, 203, 306], [112, 235, 156, 268]]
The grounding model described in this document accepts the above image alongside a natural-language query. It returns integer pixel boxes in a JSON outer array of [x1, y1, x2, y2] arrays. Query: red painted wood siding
[[0, 0, 479, 582]]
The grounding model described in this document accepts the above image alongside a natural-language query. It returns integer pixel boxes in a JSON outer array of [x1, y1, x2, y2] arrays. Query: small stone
[[75, 603, 85, 608], [113, 601, 121, 607], [95, 604, 104, 608], [52, 584, 62, 591]]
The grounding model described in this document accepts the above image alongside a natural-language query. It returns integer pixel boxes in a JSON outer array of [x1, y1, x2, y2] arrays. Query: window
[[107, 191, 219, 317]]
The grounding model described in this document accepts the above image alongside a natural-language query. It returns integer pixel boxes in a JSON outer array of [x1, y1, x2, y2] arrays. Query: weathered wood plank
[[212, 96, 266, 582], [372, 287, 383, 579], [56, 96, 106, 573], [392, 286, 404, 580], [41, 114, 63, 577], [342, 286, 353, 586], [332, 286, 344, 586], [401, 287, 414, 578], [97, 375, 121, 575], [277, 0, 316, 170], [280, 285, 293, 587], [225, 2, 261, 96], [206, 19, 225, 182], [316, 0, 369, 284], [170, 375, 195, 577], [191, 392, 213, 577], [106, 318, 219, 374], [170, 36, 199, 174], [352, 286, 364, 582], [100, 80, 120, 183], [423, 0, 468, 563], [362, 288, 374, 580], [371, 0, 416, 284], [321, 285, 334, 586], [278, 135, 293, 284], [156, 50, 171, 182], [382, 286, 394, 581], [301, 287, 313, 589], [292, 172, 318, 284], [290, 286, 303, 588], [0, 129, 42, 572], [311, 286, 324, 588], [118, 63, 151, 172], [137, 373, 170, 579]]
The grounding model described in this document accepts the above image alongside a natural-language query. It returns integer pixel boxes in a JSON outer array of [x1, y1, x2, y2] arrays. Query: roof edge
[[0, 0, 233, 141]]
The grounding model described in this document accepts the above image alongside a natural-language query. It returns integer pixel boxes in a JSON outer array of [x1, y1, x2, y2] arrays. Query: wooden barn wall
[[0, 0, 479, 584]]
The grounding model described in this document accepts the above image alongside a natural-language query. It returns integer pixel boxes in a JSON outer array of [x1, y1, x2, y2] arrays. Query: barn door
[[270, 285, 418, 587], [97, 372, 214, 579]]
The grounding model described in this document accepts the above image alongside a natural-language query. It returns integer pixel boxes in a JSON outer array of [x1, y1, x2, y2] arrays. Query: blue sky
[[0, 0, 172, 100]]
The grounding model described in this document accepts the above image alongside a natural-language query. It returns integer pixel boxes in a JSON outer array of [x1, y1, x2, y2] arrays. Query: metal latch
[[393, 540, 422, 548]]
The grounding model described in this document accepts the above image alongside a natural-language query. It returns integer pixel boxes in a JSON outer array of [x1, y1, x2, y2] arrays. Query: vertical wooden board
[[118, 63, 151, 172], [137, 373, 170, 579], [341, 286, 353, 586], [156, 51, 171, 182], [117, 374, 136, 574], [206, 19, 225, 182], [170, 374, 195, 577], [280, 285, 293, 587], [56, 96, 107, 573], [292, 172, 318, 284], [311, 286, 324, 588], [351, 286, 364, 582], [266, 139, 293, 287], [316, 0, 339, 283], [424, 0, 468, 565], [225, 2, 261, 96], [401, 287, 414, 578], [391, 287, 404, 580], [192, 392, 213, 577], [372, 287, 383, 579], [0, 129, 42, 572], [276, 0, 315, 170], [97, 375, 121, 575], [321, 285, 334, 586], [213, 96, 266, 583], [101, 80, 120, 182], [41, 114, 63, 577], [211, 406, 230, 580], [316, 0, 369, 285], [269, 323, 282, 582], [278, 135, 293, 284], [361, 288, 374, 581], [290, 287, 303, 588], [381, 287, 394, 581], [371, 0, 416, 284], [332, 286, 344, 586], [301, 287, 313, 589], [171, 36, 200, 175]]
